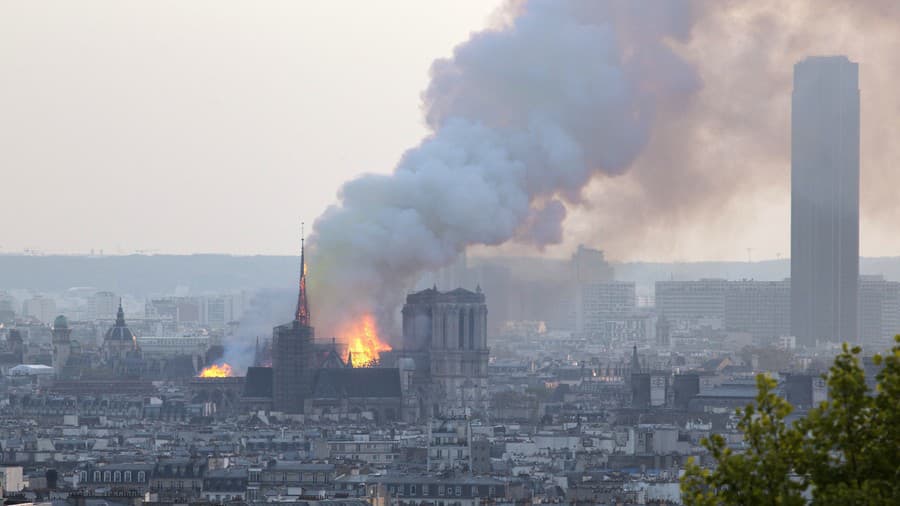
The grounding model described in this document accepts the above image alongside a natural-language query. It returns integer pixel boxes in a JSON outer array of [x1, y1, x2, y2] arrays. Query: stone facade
[[400, 287, 490, 417]]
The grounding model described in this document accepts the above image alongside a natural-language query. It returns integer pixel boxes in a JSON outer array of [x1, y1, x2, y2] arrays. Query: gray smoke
[[573, 0, 900, 260], [307, 0, 699, 337]]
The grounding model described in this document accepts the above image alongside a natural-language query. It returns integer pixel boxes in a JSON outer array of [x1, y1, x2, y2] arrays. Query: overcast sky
[[3, 1, 900, 263], [0, 1, 502, 256]]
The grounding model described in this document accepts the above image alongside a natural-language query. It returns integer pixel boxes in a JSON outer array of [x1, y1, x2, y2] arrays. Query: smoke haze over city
[[3, 2, 900, 504], [4, 0, 900, 264]]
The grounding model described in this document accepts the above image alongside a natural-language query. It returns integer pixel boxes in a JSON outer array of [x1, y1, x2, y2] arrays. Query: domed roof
[[53, 315, 68, 329], [104, 303, 135, 342]]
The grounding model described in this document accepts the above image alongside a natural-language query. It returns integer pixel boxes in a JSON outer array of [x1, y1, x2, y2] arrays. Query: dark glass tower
[[790, 56, 860, 345]]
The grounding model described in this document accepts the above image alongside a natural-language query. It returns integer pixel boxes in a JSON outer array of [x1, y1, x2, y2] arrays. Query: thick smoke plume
[[308, 0, 699, 336], [308, 0, 900, 337], [574, 0, 900, 261]]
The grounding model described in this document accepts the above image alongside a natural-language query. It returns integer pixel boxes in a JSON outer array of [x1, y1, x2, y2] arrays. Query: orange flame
[[340, 314, 391, 367], [199, 363, 233, 377]]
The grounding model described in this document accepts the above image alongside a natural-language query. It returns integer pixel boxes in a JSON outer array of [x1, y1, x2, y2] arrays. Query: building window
[[114, 471, 121, 482], [458, 311, 465, 348], [138, 471, 146, 483], [456, 485, 462, 496], [468, 308, 475, 348], [410, 485, 416, 495], [104, 471, 111, 482], [442, 314, 448, 347], [125, 471, 132, 482], [438, 485, 445, 496], [489, 486, 495, 497], [94, 471, 101, 482], [80, 471, 87, 482]]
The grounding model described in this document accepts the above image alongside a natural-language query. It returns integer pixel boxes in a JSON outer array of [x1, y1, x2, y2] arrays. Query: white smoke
[[308, 0, 699, 336]]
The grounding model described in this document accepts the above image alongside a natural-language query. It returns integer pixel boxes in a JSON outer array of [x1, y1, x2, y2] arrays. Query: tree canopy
[[682, 337, 900, 505]]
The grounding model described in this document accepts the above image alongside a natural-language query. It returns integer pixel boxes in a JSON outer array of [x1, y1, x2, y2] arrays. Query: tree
[[796, 339, 900, 505], [681, 374, 805, 506], [682, 337, 900, 506]]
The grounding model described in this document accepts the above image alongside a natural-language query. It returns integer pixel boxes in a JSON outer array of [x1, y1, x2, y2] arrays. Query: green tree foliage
[[681, 374, 804, 506], [682, 337, 900, 505]]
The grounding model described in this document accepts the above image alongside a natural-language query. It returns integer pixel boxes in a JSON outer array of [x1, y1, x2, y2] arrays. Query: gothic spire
[[116, 298, 126, 326], [295, 222, 311, 326]]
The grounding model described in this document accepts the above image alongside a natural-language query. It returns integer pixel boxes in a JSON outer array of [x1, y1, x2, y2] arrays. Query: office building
[[791, 56, 860, 345], [89, 291, 118, 321], [655, 279, 728, 323], [23, 295, 57, 324], [724, 279, 791, 339], [858, 275, 900, 347], [575, 281, 637, 336]]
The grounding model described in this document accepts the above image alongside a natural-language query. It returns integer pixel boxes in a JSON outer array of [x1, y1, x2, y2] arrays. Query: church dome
[[53, 315, 69, 329], [104, 303, 135, 342]]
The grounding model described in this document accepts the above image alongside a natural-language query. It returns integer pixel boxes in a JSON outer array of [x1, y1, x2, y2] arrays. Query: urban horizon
[[1, 2, 898, 506]]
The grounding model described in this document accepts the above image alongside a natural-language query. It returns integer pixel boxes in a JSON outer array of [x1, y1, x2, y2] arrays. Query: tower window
[[468, 308, 475, 349], [458, 311, 465, 349]]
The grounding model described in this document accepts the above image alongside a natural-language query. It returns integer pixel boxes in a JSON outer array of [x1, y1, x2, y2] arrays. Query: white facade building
[[135, 336, 209, 358], [23, 296, 57, 324]]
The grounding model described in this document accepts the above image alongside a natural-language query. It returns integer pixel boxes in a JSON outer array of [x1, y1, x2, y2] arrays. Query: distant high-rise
[[89, 291, 117, 321], [791, 56, 860, 345]]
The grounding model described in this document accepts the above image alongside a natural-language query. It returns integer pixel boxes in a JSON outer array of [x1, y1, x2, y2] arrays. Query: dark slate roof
[[244, 366, 274, 398], [104, 304, 135, 342], [164, 355, 197, 378], [312, 367, 402, 399]]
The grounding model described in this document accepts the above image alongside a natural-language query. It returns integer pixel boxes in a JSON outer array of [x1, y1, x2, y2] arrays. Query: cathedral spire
[[116, 298, 126, 326], [295, 222, 311, 326]]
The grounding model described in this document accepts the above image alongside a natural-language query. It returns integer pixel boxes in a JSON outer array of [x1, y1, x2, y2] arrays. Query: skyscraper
[[791, 56, 860, 345]]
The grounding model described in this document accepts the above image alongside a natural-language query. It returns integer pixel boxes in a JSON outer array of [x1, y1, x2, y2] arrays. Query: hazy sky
[[3, 1, 900, 262], [0, 0, 502, 256]]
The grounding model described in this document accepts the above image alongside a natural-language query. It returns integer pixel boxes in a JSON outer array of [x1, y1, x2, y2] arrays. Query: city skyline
[[2, 4, 899, 505]]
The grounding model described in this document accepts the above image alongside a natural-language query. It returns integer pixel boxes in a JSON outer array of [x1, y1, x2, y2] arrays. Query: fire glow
[[199, 363, 233, 378], [341, 314, 391, 367]]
